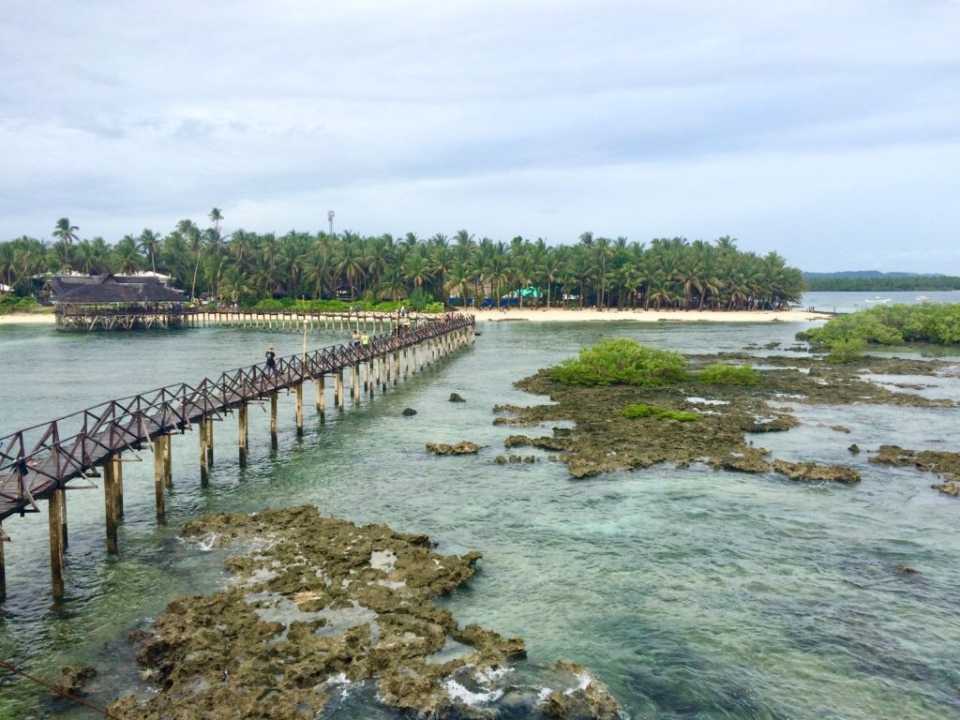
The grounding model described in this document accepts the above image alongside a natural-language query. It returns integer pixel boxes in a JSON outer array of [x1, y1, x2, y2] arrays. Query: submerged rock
[[449, 392, 466, 403], [402, 407, 418, 416], [55, 665, 97, 697]]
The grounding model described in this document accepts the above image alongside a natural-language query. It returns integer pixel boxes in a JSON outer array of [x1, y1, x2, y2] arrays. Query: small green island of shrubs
[[796, 303, 960, 362], [547, 338, 760, 387]]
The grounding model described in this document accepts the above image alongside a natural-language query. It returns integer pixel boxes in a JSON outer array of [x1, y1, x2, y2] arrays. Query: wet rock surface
[[869, 444, 960, 496], [427, 441, 482, 455], [498, 352, 957, 489], [109, 506, 621, 719]]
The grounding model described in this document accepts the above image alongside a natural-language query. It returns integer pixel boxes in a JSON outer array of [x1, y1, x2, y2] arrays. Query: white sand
[[0, 313, 56, 325], [463, 307, 832, 323], [0, 307, 832, 327]]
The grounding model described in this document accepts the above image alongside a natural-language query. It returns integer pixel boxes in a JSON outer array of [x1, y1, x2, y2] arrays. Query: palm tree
[[137, 229, 162, 273], [52, 218, 79, 246], [111, 235, 143, 275]]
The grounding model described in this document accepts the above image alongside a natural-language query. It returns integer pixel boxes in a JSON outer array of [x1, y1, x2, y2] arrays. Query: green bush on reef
[[798, 303, 960, 347], [549, 339, 688, 387], [825, 337, 866, 364], [697, 364, 759, 385], [622, 404, 699, 422]]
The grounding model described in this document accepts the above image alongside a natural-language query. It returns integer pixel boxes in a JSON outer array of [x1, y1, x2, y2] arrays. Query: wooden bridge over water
[[0, 312, 475, 600]]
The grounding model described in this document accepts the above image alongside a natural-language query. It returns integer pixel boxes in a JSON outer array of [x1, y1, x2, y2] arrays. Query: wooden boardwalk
[[0, 312, 475, 599]]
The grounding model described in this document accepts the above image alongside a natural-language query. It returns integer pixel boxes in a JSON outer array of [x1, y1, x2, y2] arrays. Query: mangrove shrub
[[697, 364, 760, 385], [548, 339, 688, 387], [622, 404, 699, 421], [798, 303, 960, 347]]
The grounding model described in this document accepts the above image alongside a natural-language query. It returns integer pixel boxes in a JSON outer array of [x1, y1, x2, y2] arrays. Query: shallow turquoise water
[[1, 319, 959, 719]]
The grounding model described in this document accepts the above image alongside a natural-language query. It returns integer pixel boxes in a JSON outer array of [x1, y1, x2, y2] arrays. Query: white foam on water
[[443, 677, 504, 706], [685, 397, 730, 405]]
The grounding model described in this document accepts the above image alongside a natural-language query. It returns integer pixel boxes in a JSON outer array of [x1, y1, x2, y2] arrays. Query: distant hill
[[802, 271, 944, 280], [803, 272, 960, 292]]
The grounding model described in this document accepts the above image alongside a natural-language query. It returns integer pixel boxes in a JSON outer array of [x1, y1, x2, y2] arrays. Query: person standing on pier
[[351, 330, 361, 348], [360, 330, 370, 348], [265, 344, 277, 376]]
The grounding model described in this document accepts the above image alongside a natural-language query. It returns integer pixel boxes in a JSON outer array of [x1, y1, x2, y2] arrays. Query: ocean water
[[1, 318, 959, 719]]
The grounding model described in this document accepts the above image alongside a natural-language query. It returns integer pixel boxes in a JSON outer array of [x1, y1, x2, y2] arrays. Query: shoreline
[[0, 307, 833, 327]]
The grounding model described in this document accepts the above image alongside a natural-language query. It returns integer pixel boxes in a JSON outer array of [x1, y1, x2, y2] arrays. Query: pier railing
[[0, 312, 474, 526]]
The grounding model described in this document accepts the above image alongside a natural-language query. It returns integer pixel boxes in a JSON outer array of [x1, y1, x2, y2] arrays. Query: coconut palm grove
[[1, 211, 805, 312]]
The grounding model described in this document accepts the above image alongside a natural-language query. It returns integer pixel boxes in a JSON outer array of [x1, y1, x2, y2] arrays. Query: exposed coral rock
[[426, 441, 481, 455], [402, 408, 417, 416], [504, 434, 572, 451], [108, 506, 535, 719], [848, 444, 860, 454], [539, 661, 623, 720], [503, 352, 952, 493], [869, 445, 960, 498], [449, 392, 466, 403], [771, 460, 860, 483]]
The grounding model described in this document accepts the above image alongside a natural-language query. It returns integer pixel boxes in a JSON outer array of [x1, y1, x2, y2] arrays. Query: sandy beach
[[462, 307, 832, 323], [0, 312, 56, 325], [0, 307, 833, 326]]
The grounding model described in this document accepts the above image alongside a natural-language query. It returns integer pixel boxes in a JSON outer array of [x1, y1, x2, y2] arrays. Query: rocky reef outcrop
[[108, 506, 621, 719]]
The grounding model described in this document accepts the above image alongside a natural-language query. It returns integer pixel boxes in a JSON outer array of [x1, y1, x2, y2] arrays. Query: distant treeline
[[804, 276, 960, 292], [2, 215, 805, 311]]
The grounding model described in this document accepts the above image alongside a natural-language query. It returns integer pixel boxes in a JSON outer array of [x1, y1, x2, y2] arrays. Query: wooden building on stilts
[[48, 273, 190, 331]]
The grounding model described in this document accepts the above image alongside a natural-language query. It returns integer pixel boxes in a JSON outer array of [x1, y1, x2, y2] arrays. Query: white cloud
[[1, 0, 958, 271]]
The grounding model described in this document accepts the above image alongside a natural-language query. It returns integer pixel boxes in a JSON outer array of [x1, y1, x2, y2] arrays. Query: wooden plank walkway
[[0, 312, 474, 527]]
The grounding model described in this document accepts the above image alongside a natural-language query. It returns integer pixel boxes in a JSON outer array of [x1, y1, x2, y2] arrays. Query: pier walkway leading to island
[[0, 312, 475, 600]]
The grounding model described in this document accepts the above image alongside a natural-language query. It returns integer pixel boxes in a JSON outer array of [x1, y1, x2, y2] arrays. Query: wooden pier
[[0, 313, 475, 600]]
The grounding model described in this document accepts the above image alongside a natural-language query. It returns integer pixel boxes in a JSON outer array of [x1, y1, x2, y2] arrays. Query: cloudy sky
[[2, 0, 958, 273]]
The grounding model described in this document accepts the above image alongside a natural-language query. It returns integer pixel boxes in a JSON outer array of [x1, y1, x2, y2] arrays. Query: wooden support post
[[352, 365, 361, 404], [115, 454, 124, 518], [206, 417, 214, 466], [60, 484, 68, 550], [0, 531, 5, 601], [270, 392, 279, 440], [403, 348, 409, 379], [154, 437, 166, 519], [393, 351, 399, 385], [317, 375, 326, 422], [163, 434, 173, 489], [49, 488, 65, 600], [104, 458, 119, 554], [335, 371, 345, 410], [199, 418, 209, 486], [238, 403, 249, 467], [296, 383, 304, 435]]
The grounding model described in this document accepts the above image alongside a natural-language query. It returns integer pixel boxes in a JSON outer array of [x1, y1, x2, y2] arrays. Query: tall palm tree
[[137, 229, 162, 273], [52, 218, 79, 245]]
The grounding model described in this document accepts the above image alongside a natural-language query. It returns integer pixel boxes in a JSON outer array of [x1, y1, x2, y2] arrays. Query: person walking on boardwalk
[[351, 330, 361, 348], [265, 344, 277, 377], [360, 330, 370, 349]]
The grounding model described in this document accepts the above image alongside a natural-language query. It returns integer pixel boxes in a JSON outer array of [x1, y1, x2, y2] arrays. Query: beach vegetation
[[548, 339, 689, 387], [825, 337, 866, 364], [622, 404, 700, 421], [797, 303, 960, 347], [1, 219, 806, 312], [697, 363, 760, 385]]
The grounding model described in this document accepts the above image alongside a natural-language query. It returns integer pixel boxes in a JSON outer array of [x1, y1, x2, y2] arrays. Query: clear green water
[[1, 320, 959, 719]]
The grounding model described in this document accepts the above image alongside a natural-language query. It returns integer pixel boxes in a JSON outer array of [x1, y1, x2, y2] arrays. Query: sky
[[2, 0, 959, 274]]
